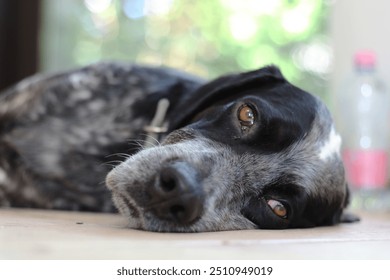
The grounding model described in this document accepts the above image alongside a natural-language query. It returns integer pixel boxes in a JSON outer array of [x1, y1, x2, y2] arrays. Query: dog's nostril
[[160, 172, 176, 192]]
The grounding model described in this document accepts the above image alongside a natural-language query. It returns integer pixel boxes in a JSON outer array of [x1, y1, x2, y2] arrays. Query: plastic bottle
[[336, 50, 390, 211]]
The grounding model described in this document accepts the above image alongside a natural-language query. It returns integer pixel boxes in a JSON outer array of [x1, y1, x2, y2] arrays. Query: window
[[40, 0, 331, 98]]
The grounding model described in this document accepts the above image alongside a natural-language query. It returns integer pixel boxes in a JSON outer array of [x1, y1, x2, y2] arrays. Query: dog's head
[[106, 66, 358, 232]]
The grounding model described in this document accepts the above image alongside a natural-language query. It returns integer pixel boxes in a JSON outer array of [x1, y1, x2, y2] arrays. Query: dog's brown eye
[[267, 199, 287, 218], [238, 104, 255, 126]]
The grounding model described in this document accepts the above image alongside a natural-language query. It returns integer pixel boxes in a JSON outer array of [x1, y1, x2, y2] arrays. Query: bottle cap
[[354, 51, 376, 68]]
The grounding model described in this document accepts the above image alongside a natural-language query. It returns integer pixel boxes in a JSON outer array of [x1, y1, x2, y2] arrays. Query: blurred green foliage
[[41, 0, 331, 98]]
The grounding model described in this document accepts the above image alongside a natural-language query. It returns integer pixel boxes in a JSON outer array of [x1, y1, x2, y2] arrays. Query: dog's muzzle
[[147, 161, 204, 225]]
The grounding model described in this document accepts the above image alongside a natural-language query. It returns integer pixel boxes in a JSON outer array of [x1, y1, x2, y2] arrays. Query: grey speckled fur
[[0, 62, 202, 211]]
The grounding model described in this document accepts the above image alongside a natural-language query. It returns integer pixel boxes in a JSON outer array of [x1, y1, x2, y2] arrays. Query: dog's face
[[106, 66, 353, 232]]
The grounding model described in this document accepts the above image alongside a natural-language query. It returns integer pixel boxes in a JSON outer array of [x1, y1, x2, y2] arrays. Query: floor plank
[[0, 209, 389, 259]]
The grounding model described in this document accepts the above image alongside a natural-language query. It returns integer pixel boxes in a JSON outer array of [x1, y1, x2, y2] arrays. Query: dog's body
[[0, 62, 357, 232]]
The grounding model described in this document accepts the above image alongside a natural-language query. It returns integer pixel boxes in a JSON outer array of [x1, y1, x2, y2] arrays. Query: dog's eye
[[267, 199, 287, 218], [237, 104, 255, 127]]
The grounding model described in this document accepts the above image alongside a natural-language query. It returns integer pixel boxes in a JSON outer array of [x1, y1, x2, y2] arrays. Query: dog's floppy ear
[[168, 65, 286, 130], [340, 183, 360, 223]]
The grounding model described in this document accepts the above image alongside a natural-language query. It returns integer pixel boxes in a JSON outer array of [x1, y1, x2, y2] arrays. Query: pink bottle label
[[343, 150, 388, 189]]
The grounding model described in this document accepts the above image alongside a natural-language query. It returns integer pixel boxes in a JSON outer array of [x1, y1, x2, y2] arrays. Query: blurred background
[[1, 0, 389, 105], [1, 0, 334, 99]]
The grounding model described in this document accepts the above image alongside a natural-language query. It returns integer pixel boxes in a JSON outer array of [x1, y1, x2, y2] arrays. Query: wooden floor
[[0, 208, 389, 259]]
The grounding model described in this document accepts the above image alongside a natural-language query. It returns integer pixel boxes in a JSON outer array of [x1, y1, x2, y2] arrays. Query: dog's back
[[0, 62, 203, 211]]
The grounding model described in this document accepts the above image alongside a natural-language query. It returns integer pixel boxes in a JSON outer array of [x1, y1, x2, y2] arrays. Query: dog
[[0, 62, 358, 232]]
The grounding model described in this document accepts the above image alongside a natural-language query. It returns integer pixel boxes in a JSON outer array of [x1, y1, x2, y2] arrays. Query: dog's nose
[[150, 161, 204, 225]]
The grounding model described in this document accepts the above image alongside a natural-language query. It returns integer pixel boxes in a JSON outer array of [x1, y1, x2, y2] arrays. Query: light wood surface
[[0, 209, 389, 259]]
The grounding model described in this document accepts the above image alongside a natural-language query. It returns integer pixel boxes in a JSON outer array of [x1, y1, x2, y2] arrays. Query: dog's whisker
[[129, 139, 149, 149], [102, 160, 126, 168], [98, 180, 107, 186], [131, 139, 160, 150], [105, 153, 131, 159], [136, 133, 162, 149]]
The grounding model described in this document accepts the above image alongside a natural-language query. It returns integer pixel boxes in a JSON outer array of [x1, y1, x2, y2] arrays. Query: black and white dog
[[0, 62, 358, 232]]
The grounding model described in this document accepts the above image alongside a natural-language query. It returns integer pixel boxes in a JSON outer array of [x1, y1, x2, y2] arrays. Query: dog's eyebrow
[[169, 66, 286, 130]]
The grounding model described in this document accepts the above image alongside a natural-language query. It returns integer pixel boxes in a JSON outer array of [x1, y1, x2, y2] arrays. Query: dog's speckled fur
[[0, 62, 357, 232], [0, 63, 202, 211]]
